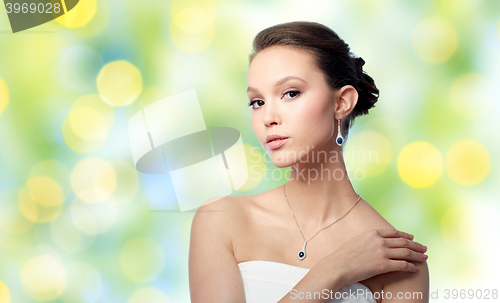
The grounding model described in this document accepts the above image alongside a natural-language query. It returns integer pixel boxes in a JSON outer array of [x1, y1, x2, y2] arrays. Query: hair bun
[[354, 57, 365, 69], [351, 56, 379, 120]]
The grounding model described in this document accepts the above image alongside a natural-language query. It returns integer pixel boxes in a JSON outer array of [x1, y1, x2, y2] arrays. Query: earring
[[336, 118, 343, 146]]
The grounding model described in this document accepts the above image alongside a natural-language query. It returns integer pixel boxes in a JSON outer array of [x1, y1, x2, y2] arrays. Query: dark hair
[[249, 21, 379, 142]]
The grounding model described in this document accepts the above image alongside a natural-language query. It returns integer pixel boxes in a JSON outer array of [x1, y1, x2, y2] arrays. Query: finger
[[386, 260, 419, 273], [377, 229, 413, 240], [385, 238, 427, 253], [386, 248, 428, 263]]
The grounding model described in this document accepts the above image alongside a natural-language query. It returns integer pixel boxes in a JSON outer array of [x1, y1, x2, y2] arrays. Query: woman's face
[[247, 45, 340, 168]]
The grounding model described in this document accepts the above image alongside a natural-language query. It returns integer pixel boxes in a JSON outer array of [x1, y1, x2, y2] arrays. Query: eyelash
[[248, 90, 302, 109], [284, 90, 301, 99]]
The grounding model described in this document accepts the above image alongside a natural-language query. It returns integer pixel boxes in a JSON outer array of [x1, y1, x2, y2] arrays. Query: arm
[[279, 229, 428, 303], [381, 260, 429, 302], [189, 197, 245, 303]]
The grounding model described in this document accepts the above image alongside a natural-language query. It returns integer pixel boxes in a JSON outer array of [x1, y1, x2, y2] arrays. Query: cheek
[[251, 114, 258, 130], [293, 97, 334, 138], [251, 114, 263, 137]]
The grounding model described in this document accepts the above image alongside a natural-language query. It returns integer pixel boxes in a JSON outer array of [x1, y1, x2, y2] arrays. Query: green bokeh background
[[1, 0, 499, 302]]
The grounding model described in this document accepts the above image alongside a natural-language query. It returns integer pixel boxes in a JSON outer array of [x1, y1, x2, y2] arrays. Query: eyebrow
[[247, 76, 307, 93]]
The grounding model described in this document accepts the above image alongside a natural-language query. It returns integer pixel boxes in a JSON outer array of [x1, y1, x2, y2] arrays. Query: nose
[[262, 100, 281, 127]]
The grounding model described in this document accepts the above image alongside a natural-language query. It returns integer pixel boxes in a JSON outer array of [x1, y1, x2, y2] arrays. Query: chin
[[271, 160, 291, 169], [267, 151, 295, 169]]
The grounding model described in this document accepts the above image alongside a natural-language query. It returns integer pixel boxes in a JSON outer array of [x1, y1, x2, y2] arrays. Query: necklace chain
[[283, 183, 361, 244]]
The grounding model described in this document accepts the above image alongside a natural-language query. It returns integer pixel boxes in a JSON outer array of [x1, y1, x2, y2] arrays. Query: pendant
[[298, 241, 307, 260]]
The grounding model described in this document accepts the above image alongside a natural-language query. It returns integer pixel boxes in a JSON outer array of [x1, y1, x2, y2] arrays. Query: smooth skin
[[189, 45, 429, 303]]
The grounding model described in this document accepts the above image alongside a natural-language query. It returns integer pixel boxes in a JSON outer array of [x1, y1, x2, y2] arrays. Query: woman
[[189, 21, 429, 303]]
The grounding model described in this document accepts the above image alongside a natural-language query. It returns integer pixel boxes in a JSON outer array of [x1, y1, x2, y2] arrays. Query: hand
[[319, 229, 428, 286]]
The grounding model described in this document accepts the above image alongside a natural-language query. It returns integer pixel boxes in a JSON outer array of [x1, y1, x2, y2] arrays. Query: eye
[[248, 100, 265, 109], [283, 90, 301, 100]]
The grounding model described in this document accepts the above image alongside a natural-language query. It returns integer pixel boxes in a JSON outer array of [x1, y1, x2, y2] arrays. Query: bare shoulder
[[352, 199, 429, 302], [191, 190, 267, 253], [189, 195, 249, 302], [191, 195, 248, 249], [349, 198, 395, 232]]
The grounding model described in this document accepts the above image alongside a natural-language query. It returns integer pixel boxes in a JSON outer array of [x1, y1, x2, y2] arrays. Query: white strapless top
[[238, 260, 376, 303]]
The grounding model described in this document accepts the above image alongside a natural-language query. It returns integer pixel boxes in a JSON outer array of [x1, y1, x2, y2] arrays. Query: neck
[[284, 145, 360, 230]]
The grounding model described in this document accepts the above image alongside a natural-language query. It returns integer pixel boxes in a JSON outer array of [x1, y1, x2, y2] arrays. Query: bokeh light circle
[[70, 197, 117, 235], [96, 61, 143, 107], [412, 18, 458, 64], [27, 176, 65, 208], [397, 141, 443, 188], [0, 281, 11, 303], [169, 5, 215, 53], [62, 119, 105, 153], [119, 237, 165, 282], [450, 73, 494, 119], [21, 255, 66, 302], [56, 0, 97, 28], [0, 78, 8, 115], [63, 94, 114, 153], [345, 130, 392, 177], [71, 157, 117, 204], [28, 160, 72, 198], [445, 140, 490, 185], [19, 176, 65, 223], [127, 287, 170, 303], [70, 94, 115, 129], [61, 262, 102, 303], [51, 213, 93, 253], [68, 107, 108, 141], [0, 189, 34, 234]]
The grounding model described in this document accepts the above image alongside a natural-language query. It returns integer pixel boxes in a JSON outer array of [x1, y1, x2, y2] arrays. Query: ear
[[334, 85, 358, 120]]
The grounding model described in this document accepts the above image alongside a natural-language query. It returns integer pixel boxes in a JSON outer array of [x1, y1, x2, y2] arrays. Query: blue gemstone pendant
[[298, 241, 307, 260], [336, 136, 343, 146]]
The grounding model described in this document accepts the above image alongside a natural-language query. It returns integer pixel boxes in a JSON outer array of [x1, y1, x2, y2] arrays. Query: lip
[[265, 134, 290, 150]]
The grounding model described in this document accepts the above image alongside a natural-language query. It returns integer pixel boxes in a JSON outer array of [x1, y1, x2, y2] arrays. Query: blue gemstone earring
[[336, 118, 343, 146]]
